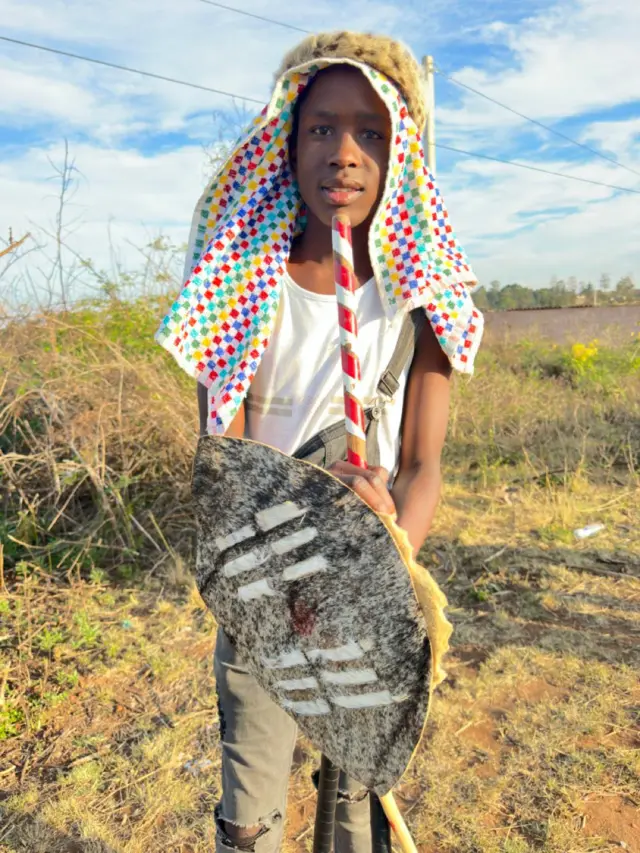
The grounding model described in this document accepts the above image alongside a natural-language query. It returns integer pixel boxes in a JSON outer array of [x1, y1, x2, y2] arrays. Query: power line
[[198, 0, 311, 33], [0, 34, 264, 104], [435, 67, 640, 179], [437, 143, 640, 195], [3, 33, 639, 197], [193, 0, 640, 180]]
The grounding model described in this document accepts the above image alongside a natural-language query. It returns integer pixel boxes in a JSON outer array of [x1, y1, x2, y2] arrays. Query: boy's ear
[[289, 139, 298, 177]]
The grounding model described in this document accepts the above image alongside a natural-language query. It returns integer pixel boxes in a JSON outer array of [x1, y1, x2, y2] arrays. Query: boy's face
[[292, 66, 392, 230]]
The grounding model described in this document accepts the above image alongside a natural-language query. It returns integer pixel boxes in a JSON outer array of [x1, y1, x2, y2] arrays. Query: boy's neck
[[287, 213, 374, 295]]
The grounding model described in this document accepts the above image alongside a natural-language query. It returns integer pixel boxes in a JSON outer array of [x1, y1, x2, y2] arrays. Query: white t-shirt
[[241, 270, 411, 474]]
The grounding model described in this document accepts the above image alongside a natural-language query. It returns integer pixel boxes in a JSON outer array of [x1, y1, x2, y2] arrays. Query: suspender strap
[[376, 309, 426, 402], [293, 309, 426, 470], [366, 309, 425, 468]]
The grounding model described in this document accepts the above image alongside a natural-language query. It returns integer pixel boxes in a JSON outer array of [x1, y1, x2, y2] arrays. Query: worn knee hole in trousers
[[215, 805, 281, 852], [216, 692, 227, 740]]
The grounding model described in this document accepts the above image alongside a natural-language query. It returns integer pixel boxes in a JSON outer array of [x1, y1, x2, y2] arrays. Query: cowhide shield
[[192, 436, 431, 796]]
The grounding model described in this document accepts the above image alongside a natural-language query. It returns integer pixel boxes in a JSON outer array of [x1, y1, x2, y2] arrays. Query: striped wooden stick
[[332, 214, 367, 470], [330, 213, 418, 853]]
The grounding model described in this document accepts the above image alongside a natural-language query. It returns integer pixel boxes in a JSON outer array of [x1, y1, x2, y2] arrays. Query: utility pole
[[423, 55, 436, 176]]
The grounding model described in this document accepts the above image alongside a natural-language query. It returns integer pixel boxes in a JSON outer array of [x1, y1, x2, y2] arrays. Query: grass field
[[0, 299, 638, 853]]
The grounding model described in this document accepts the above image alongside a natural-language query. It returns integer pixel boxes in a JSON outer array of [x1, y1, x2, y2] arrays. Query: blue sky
[[1, 0, 639, 303]]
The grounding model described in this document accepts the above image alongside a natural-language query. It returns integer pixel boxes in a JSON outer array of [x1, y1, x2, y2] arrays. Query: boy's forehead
[[300, 66, 389, 116], [307, 108, 388, 120]]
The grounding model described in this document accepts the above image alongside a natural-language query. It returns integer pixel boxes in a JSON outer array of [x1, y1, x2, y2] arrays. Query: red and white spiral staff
[[332, 214, 368, 470], [330, 216, 419, 853]]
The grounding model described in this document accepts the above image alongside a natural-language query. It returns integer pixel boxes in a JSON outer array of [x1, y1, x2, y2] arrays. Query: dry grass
[[1, 301, 639, 853]]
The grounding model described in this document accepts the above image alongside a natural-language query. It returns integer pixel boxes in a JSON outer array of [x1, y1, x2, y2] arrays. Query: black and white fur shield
[[192, 436, 431, 795]]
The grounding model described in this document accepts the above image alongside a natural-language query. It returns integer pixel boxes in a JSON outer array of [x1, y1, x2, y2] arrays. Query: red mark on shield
[[290, 598, 317, 637]]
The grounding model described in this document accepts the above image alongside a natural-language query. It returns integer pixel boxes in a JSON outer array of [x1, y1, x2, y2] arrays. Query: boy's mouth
[[321, 181, 365, 207]]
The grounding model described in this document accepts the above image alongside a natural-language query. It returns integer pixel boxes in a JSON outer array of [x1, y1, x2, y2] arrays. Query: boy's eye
[[308, 127, 384, 139]]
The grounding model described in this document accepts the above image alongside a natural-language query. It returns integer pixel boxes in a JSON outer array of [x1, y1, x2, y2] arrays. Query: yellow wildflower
[[571, 342, 598, 363]]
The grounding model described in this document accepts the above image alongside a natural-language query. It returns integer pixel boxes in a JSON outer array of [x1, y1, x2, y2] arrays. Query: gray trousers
[[214, 629, 372, 852]]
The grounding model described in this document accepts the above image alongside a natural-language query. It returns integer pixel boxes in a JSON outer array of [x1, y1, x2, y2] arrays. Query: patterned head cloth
[[156, 32, 484, 434]]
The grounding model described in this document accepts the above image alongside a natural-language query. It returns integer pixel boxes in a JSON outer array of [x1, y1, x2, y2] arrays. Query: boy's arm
[[197, 385, 245, 438], [391, 322, 452, 557]]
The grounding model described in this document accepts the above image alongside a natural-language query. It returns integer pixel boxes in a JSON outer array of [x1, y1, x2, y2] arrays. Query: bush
[[446, 335, 639, 486], [1, 300, 638, 582], [0, 298, 197, 583]]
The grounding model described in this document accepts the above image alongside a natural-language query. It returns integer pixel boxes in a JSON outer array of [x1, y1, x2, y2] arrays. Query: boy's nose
[[329, 132, 362, 168]]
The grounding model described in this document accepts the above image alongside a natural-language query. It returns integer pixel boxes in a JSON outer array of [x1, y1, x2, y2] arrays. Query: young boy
[[158, 31, 482, 853]]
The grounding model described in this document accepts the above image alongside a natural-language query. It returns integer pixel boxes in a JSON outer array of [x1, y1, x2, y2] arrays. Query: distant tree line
[[473, 274, 639, 312]]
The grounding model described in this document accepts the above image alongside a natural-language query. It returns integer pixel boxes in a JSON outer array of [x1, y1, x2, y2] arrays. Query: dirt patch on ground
[[445, 645, 490, 686], [459, 719, 499, 753], [476, 678, 568, 724], [582, 795, 640, 851], [455, 677, 569, 748], [452, 646, 491, 669], [515, 678, 569, 704], [485, 303, 640, 344], [455, 677, 571, 785], [458, 719, 502, 779], [578, 729, 640, 750]]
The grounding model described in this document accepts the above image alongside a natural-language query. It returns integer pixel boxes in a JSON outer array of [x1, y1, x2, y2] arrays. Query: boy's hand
[[327, 461, 396, 516]]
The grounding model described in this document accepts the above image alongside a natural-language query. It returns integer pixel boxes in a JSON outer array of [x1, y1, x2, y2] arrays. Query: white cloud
[[0, 0, 417, 138], [442, 148, 640, 286], [0, 0, 419, 302], [430, 0, 640, 286], [438, 0, 640, 134], [0, 141, 207, 304], [0, 59, 143, 138], [581, 117, 640, 161]]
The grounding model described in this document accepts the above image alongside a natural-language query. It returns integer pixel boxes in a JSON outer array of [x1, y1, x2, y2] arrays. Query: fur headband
[[275, 31, 427, 133]]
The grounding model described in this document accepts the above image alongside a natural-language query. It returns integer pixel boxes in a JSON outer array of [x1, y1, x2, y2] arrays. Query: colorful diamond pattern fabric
[[156, 59, 483, 434]]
